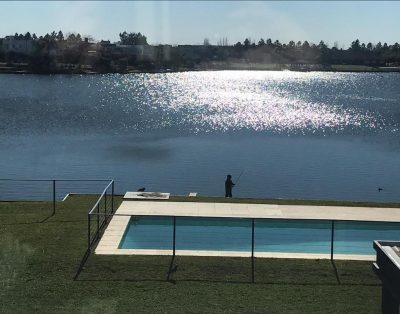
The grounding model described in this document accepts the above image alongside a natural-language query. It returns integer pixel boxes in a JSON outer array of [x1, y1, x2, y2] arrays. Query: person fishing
[[225, 174, 235, 198]]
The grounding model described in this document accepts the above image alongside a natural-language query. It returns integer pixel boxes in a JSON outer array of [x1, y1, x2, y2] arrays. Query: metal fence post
[[88, 214, 91, 252], [251, 218, 255, 283], [331, 220, 335, 261], [52, 180, 56, 215], [97, 203, 100, 238], [111, 181, 114, 213], [167, 216, 177, 282], [173, 217, 176, 256], [104, 191, 107, 223]]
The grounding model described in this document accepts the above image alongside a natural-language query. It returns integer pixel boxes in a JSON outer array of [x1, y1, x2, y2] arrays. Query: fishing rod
[[235, 169, 245, 186]]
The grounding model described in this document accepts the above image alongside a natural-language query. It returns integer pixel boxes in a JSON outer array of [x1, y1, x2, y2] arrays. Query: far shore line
[[1, 63, 400, 75]]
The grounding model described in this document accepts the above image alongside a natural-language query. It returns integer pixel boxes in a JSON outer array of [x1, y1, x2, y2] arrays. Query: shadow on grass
[[74, 277, 379, 287], [1, 217, 86, 226], [1, 214, 54, 225], [74, 249, 91, 281], [331, 260, 341, 284], [74, 255, 379, 287], [39, 211, 55, 223], [166, 255, 177, 283]]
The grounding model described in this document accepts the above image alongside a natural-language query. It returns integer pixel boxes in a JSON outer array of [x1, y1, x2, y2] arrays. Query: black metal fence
[[87, 180, 115, 251], [72, 180, 115, 280], [0, 177, 116, 280], [0, 178, 114, 216]]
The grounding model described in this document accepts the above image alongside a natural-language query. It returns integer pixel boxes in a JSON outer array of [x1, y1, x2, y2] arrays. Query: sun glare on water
[[101, 71, 386, 134]]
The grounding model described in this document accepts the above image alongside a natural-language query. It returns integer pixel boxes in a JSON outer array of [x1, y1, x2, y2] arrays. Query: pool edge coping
[[95, 205, 380, 261]]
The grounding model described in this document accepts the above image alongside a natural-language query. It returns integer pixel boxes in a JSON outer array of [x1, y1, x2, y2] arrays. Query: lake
[[1, 71, 400, 202]]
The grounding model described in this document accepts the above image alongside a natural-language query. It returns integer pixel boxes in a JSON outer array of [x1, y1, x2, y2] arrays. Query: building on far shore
[[1, 36, 35, 55]]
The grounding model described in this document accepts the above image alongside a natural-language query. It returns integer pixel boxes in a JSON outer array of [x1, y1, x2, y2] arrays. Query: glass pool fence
[[115, 215, 400, 258], [86, 211, 400, 282]]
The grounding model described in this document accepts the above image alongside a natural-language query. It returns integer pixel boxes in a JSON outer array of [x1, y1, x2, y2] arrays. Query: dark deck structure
[[373, 241, 400, 314]]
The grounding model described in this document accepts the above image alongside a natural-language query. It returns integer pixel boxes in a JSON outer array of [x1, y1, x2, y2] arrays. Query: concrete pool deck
[[95, 200, 400, 260]]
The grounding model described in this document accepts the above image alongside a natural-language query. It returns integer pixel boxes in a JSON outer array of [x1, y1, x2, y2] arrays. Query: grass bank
[[1, 195, 382, 313]]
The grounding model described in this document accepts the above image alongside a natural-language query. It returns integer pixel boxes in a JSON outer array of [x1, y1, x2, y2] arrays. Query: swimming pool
[[119, 216, 400, 256]]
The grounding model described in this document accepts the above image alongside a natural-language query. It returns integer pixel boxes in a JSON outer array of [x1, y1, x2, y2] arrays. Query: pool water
[[119, 217, 400, 256]]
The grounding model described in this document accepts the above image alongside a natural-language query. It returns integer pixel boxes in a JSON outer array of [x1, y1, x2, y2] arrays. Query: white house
[[1, 36, 35, 55]]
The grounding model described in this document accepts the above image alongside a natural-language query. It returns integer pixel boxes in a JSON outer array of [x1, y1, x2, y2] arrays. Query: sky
[[1, 1, 399, 48]]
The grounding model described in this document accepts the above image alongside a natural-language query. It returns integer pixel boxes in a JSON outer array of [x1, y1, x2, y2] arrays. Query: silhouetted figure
[[137, 187, 145, 192], [225, 174, 235, 198]]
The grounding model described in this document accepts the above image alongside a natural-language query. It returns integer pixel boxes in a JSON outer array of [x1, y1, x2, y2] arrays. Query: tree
[[203, 38, 210, 46], [351, 39, 361, 50], [66, 33, 82, 42], [32, 33, 37, 40], [273, 40, 282, 48], [258, 38, 265, 46], [119, 31, 128, 43], [243, 38, 251, 47], [50, 31, 57, 41], [392, 43, 400, 51], [57, 30, 64, 41], [67, 33, 76, 42], [24, 32, 32, 40], [318, 40, 328, 50], [119, 31, 148, 45]]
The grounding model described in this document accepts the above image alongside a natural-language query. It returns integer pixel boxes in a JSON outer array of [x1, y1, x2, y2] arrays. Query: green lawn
[[1, 196, 382, 313]]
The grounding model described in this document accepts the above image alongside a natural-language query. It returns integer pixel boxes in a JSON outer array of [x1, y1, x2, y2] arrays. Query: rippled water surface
[[1, 71, 400, 202]]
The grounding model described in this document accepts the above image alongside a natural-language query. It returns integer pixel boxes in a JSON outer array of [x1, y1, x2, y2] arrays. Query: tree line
[[11, 31, 82, 42], [6, 30, 148, 45], [231, 37, 400, 66], [1, 30, 400, 73]]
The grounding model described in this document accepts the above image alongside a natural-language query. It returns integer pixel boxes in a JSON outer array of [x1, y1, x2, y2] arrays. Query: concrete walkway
[[115, 200, 400, 222]]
